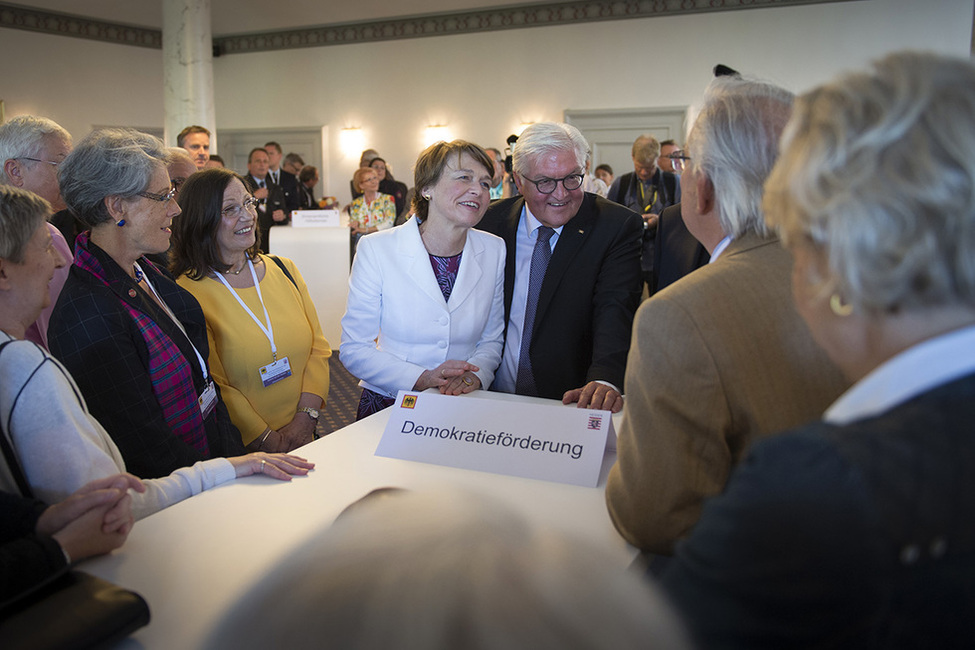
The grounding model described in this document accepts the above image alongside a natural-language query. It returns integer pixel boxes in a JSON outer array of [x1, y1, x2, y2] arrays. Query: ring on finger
[[260, 459, 266, 473], [462, 375, 474, 386]]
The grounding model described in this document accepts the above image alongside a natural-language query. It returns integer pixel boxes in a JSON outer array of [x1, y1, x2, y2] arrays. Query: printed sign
[[376, 391, 614, 487], [290, 210, 341, 228]]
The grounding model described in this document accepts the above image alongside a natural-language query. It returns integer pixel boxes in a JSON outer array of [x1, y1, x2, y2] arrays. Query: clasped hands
[[415, 360, 481, 396]]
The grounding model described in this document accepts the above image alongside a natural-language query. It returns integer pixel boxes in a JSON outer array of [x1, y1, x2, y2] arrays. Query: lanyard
[[135, 262, 210, 381], [212, 259, 278, 361], [638, 181, 659, 214]]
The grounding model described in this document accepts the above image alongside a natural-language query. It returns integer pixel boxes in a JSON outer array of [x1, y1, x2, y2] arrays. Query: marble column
[[162, 0, 216, 151]]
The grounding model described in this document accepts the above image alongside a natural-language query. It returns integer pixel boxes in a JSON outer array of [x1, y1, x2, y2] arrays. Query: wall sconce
[[424, 124, 451, 147], [340, 127, 365, 158]]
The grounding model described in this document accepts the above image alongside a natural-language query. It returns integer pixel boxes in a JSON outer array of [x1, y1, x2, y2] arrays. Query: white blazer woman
[[341, 215, 505, 398]]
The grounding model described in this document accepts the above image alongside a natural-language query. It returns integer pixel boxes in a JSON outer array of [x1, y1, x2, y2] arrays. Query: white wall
[[0, 29, 165, 142], [2, 0, 972, 199]]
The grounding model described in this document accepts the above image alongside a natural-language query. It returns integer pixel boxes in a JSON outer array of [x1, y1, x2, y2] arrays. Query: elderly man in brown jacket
[[606, 75, 849, 557]]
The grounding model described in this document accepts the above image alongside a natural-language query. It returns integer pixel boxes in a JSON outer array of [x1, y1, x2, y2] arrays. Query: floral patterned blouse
[[349, 193, 396, 231]]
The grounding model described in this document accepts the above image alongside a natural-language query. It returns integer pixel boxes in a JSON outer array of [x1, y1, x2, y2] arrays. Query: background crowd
[[1, 49, 973, 648]]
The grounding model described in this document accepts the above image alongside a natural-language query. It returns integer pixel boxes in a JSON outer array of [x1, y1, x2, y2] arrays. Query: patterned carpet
[[318, 351, 361, 436]]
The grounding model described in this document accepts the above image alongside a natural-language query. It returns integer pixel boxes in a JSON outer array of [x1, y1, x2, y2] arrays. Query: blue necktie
[[516, 226, 555, 395]]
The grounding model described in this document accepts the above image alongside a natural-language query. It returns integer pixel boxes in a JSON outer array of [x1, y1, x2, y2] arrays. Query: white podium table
[[267, 225, 349, 348], [81, 391, 632, 649]]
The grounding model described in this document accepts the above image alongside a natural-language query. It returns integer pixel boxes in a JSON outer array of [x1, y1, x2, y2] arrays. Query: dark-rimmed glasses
[[668, 151, 692, 174], [521, 173, 585, 194]]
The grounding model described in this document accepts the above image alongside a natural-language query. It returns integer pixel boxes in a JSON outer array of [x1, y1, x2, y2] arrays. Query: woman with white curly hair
[[660, 51, 975, 648]]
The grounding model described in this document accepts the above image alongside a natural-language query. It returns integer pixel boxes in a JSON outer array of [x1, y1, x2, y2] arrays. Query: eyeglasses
[[16, 157, 60, 167], [521, 173, 585, 194], [171, 177, 187, 192], [138, 186, 178, 203], [668, 151, 692, 174], [221, 196, 259, 219]]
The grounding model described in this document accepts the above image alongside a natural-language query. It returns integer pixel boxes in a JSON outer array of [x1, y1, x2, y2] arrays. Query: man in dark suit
[[651, 203, 709, 295], [477, 122, 643, 413], [297, 165, 319, 210], [606, 134, 680, 293], [264, 141, 301, 215], [244, 147, 287, 254]]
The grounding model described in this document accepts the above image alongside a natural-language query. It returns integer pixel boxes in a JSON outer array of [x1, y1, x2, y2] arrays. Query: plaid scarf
[[72, 233, 209, 455]]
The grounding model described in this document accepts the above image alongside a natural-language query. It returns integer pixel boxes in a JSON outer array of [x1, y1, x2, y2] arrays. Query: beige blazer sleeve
[[605, 235, 848, 555], [606, 294, 735, 554]]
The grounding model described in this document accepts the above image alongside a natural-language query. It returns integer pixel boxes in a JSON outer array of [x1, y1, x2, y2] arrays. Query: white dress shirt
[[492, 206, 562, 393], [824, 324, 975, 425]]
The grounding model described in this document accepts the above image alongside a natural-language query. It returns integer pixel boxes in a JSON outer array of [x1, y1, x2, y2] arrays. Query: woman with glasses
[[170, 168, 331, 453], [48, 129, 248, 479], [347, 166, 396, 259], [340, 141, 505, 419]]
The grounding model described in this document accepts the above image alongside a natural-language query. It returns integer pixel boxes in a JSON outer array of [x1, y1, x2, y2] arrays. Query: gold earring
[[829, 293, 853, 317]]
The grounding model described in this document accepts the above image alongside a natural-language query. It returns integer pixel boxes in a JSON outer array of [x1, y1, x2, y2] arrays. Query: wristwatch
[[297, 407, 320, 420]]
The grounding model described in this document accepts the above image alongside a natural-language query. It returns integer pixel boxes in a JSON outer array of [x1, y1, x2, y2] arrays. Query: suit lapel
[[535, 195, 595, 322], [446, 232, 483, 311], [401, 221, 448, 308], [499, 199, 524, 324]]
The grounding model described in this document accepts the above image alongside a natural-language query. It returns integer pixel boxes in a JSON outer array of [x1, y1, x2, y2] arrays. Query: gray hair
[[0, 186, 51, 263], [283, 152, 304, 167], [166, 146, 195, 168], [59, 128, 167, 228], [765, 51, 975, 314], [0, 115, 71, 185], [686, 76, 794, 238], [206, 490, 690, 650], [513, 122, 589, 179]]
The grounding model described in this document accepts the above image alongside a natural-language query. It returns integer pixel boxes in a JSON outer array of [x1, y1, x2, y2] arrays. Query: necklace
[[223, 260, 246, 275]]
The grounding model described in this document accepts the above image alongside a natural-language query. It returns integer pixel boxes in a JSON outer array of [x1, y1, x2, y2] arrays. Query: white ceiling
[[13, 0, 556, 35]]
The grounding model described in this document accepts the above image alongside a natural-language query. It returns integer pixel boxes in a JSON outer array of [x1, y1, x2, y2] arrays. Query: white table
[[81, 391, 632, 649]]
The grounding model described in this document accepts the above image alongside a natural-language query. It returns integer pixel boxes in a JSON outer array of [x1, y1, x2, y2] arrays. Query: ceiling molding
[[0, 0, 858, 54], [0, 2, 160, 49]]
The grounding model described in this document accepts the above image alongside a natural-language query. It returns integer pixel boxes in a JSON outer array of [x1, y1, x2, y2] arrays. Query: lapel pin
[[128, 289, 137, 298]]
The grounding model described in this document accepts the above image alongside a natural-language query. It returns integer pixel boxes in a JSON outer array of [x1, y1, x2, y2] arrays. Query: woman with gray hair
[[47, 129, 251, 479], [660, 51, 975, 647], [1, 186, 312, 518]]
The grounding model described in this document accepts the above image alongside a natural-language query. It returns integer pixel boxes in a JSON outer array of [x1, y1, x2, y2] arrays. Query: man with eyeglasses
[[606, 134, 681, 295], [0, 115, 75, 349], [477, 122, 643, 413], [606, 75, 847, 561]]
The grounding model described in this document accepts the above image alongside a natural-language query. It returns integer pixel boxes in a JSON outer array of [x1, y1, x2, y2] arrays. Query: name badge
[[260, 357, 292, 387], [198, 380, 218, 420]]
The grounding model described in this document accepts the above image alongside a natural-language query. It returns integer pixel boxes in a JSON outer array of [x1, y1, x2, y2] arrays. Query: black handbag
[[0, 339, 151, 648], [0, 568, 151, 650]]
